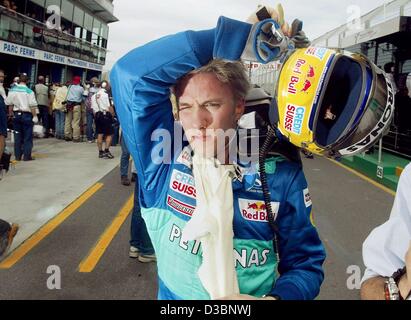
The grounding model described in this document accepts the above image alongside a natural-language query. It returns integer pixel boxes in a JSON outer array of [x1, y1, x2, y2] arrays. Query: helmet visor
[[334, 70, 394, 155], [313, 55, 365, 148]]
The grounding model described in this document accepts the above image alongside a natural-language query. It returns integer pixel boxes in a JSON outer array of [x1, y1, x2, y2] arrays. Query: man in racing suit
[[110, 16, 326, 300]]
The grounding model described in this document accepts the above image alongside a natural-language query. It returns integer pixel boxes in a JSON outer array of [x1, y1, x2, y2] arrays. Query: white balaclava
[[182, 154, 239, 299]]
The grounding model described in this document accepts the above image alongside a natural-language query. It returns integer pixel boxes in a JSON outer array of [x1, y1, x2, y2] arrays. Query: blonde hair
[[174, 59, 250, 104]]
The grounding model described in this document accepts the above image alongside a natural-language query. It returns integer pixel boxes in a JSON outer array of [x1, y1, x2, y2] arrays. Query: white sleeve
[[29, 92, 38, 107], [91, 94, 98, 113], [361, 164, 411, 283], [5, 91, 14, 106], [102, 92, 111, 109]]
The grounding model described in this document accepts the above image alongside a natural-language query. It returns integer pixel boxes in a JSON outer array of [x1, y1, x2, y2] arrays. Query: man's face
[[178, 73, 244, 159], [0, 72, 4, 84]]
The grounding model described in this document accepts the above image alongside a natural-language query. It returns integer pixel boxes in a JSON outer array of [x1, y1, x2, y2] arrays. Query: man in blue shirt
[[64, 76, 84, 142]]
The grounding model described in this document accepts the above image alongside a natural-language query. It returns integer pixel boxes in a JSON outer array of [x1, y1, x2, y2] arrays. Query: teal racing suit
[[110, 16, 326, 300]]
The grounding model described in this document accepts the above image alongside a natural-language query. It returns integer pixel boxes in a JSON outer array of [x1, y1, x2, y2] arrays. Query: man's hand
[[32, 116, 39, 124], [217, 294, 277, 300], [242, 3, 310, 63], [399, 241, 411, 299]]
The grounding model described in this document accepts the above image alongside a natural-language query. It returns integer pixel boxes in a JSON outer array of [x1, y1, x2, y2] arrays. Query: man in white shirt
[[361, 163, 411, 300], [5, 73, 38, 161], [91, 80, 115, 159]]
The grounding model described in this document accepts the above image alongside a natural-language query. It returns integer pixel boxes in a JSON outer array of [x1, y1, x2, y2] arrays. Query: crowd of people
[[0, 69, 154, 261], [0, 70, 119, 164]]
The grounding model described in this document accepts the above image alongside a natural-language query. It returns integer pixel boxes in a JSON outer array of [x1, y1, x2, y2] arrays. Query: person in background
[[0, 69, 6, 100], [119, 128, 131, 186], [128, 178, 156, 263], [84, 77, 99, 143], [64, 76, 84, 142], [10, 76, 19, 89], [52, 82, 68, 140], [384, 62, 398, 94], [103, 81, 119, 147], [48, 82, 59, 137], [34, 75, 50, 138], [0, 69, 8, 170], [5, 73, 38, 161], [91, 80, 115, 159]]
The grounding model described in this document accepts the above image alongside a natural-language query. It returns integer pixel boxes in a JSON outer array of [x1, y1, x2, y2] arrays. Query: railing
[[382, 127, 411, 159], [312, 0, 411, 47], [0, 5, 106, 65]]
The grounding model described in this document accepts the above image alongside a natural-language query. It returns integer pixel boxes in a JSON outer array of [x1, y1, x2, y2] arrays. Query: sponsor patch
[[170, 170, 196, 199], [167, 195, 195, 217], [284, 104, 306, 135], [303, 188, 312, 207], [176, 147, 193, 168], [305, 47, 327, 60], [239, 198, 280, 223]]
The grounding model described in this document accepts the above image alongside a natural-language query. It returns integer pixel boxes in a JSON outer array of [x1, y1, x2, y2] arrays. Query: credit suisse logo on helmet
[[284, 104, 306, 135]]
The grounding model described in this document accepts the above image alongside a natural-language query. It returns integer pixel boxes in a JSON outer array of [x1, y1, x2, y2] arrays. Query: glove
[[32, 116, 39, 124], [242, 4, 310, 63], [246, 4, 290, 36], [289, 19, 310, 48]]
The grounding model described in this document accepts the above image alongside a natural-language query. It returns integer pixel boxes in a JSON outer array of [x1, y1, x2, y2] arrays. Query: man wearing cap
[[64, 76, 84, 142], [5, 74, 38, 161]]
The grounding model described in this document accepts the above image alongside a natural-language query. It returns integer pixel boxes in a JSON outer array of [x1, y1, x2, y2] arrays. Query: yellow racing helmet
[[274, 47, 395, 157]]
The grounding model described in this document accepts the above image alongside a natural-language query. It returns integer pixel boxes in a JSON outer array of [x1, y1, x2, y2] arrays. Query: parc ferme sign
[[0, 40, 103, 72]]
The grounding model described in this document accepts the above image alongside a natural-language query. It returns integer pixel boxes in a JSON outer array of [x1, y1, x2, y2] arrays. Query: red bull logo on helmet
[[301, 79, 312, 93], [307, 66, 315, 78], [284, 104, 306, 135], [239, 198, 279, 223]]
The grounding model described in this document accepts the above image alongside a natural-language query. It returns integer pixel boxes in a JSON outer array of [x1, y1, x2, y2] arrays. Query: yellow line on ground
[[0, 183, 104, 269], [78, 194, 134, 273], [329, 159, 396, 196]]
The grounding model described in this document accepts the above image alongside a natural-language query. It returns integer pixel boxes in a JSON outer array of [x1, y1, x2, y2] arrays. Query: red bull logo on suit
[[239, 198, 280, 222]]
